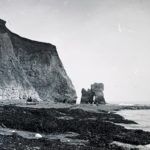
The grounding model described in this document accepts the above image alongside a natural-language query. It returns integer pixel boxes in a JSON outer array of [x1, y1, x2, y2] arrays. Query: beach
[[0, 103, 150, 149]]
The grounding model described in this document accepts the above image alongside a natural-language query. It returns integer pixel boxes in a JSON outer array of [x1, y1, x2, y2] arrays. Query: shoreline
[[0, 103, 150, 149], [1, 100, 150, 110]]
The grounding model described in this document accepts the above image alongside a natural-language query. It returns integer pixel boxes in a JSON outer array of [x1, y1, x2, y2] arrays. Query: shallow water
[[117, 109, 150, 132]]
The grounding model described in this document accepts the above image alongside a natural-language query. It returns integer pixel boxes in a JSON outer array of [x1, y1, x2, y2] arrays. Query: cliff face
[[0, 19, 76, 103]]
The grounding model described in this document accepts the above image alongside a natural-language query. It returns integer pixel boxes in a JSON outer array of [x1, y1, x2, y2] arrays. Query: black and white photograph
[[0, 0, 150, 149]]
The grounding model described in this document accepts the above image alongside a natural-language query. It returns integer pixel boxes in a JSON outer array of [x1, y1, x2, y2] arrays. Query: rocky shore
[[0, 104, 150, 149]]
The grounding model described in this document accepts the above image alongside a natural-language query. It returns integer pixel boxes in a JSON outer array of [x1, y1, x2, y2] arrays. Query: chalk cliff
[[0, 19, 76, 103]]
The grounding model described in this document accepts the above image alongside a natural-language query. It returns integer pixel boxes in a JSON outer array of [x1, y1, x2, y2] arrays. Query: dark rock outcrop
[[81, 88, 94, 104], [81, 83, 106, 104], [91, 83, 106, 104], [1, 105, 150, 149], [0, 19, 76, 103]]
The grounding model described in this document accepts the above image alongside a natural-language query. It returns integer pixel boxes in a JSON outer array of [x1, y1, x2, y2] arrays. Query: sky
[[0, 0, 150, 104]]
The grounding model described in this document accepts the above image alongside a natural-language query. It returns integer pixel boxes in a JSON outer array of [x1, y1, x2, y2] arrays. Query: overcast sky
[[0, 0, 150, 104]]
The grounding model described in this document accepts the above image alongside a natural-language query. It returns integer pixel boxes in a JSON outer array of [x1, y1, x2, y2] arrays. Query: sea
[[117, 108, 150, 132]]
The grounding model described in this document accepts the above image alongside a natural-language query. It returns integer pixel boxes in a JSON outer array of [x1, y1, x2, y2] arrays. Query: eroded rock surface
[[0, 19, 76, 103], [91, 83, 106, 104], [81, 89, 94, 104], [81, 83, 106, 104]]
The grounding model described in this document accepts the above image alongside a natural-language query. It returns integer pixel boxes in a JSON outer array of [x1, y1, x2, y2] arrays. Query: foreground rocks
[[0, 19, 76, 103], [0, 105, 150, 149]]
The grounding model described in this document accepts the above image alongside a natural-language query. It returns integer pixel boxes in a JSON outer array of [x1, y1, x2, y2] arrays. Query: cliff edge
[[0, 19, 77, 103]]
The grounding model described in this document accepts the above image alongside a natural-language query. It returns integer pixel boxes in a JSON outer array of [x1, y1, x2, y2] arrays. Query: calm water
[[117, 109, 150, 132]]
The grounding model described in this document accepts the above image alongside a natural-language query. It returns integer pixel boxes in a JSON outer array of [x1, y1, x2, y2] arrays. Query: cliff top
[[0, 18, 55, 47], [0, 19, 6, 26], [0, 19, 7, 33]]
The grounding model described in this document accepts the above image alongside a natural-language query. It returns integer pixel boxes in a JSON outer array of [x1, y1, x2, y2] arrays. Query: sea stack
[[81, 83, 106, 104], [0, 19, 76, 103]]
